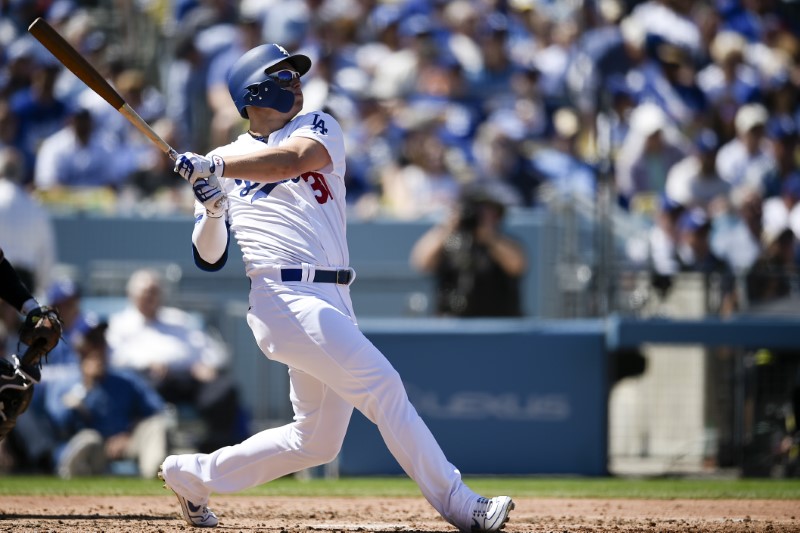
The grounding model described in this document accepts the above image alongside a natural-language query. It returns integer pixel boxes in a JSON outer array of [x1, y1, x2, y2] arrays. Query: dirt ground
[[1, 495, 798, 532]]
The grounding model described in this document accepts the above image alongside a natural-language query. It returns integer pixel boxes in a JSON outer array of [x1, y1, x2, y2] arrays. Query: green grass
[[0, 476, 798, 499]]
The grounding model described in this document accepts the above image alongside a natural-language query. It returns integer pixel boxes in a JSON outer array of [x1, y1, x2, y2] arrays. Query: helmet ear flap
[[239, 79, 295, 115]]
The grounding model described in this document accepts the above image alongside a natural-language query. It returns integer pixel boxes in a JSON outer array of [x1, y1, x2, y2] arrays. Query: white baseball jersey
[[198, 111, 348, 273]]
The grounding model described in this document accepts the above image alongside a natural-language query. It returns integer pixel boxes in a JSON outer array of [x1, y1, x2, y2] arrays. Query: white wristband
[[211, 154, 225, 177], [20, 298, 39, 315]]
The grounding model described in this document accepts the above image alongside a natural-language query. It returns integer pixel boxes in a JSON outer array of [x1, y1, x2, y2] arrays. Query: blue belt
[[280, 268, 352, 285]]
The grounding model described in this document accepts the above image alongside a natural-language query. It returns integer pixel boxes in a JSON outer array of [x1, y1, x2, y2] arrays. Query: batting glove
[[175, 152, 224, 184], [193, 175, 228, 218]]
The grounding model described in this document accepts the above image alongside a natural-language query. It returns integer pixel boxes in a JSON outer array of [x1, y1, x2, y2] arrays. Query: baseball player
[[158, 43, 514, 532], [0, 246, 62, 442]]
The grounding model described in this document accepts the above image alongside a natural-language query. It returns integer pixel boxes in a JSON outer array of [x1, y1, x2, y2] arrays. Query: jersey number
[[235, 172, 332, 204]]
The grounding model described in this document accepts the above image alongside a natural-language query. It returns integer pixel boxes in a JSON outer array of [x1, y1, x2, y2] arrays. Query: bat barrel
[[28, 17, 178, 160], [28, 17, 125, 110]]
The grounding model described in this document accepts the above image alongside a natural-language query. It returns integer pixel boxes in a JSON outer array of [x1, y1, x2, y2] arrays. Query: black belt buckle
[[336, 269, 350, 285]]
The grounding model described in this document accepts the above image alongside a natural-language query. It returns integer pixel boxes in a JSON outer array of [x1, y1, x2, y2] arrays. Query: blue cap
[[679, 208, 711, 232], [72, 311, 109, 349], [74, 311, 106, 336], [767, 115, 797, 141], [400, 13, 434, 37], [46, 0, 76, 22], [606, 75, 634, 99], [694, 128, 720, 153], [483, 11, 509, 34], [369, 4, 404, 32], [660, 194, 684, 213], [781, 173, 800, 199], [46, 279, 80, 305]]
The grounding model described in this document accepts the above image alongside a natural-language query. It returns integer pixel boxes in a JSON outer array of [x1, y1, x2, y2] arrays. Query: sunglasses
[[267, 69, 301, 87]]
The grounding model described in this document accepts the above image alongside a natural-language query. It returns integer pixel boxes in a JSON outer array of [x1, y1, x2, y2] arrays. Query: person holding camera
[[411, 188, 527, 317]]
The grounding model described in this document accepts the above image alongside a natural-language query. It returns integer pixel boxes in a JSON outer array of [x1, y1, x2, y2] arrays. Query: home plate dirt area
[[1, 496, 798, 532]]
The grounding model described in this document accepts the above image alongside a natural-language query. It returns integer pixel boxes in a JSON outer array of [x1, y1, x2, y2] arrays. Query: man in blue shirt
[[45, 316, 168, 479]]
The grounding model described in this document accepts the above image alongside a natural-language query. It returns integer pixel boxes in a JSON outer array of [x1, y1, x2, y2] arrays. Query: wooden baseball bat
[[28, 17, 178, 160]]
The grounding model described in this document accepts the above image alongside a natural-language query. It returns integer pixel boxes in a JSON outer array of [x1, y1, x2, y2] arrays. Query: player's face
[[133, 282, 161, 319], [266, 62, 304, 114]]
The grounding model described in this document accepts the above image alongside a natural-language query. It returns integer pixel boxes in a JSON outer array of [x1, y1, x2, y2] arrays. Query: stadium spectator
[[369, 8, 426, 101], [565, 14, 647, 127], [44, 316, 168, 478], [716, 103, 775, 193], [697, 31, 761, 139], [530, 106, 596, 203], [629, 0, 704, 59], [33, 104, 134, 190], [675, 208, 730, 274], [204, 6, 266, 147], [711, 184, 765, 275], [471, 120, 541, 207], [615, 102, 688, 211], [380, 126, 461, 220], [163, 31, 212, 153], [0, 147, 56, 294], [0, 101, 21, 154], [648, 195, 686, 296], [636, 38, 708, 131], [469, 12, 524, 106], [761, 116, 799, 199], [441, 1, 483, 81], [656, 206, 737, 313], [6, 38, 70, 183], [411, 187, 526, 317], [762, 175, 800, 245], [52, 9, 115, 107], [745, 225, 797, 307], [665, 128, 731, 210], [106, 268, 244, 453]]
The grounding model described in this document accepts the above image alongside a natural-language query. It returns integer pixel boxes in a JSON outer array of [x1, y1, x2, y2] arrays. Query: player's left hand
[[175, 152, 218, 184], [193, 175, 228, 218]]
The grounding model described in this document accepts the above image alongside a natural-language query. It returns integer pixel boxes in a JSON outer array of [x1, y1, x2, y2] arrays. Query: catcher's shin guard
[[0, 355, 38, 442]]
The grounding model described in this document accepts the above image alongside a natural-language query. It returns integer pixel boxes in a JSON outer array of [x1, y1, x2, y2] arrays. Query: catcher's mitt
[[18, 306, 62, 368]]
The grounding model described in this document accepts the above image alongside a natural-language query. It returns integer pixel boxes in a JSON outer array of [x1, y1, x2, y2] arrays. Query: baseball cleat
[[158, 464, 219, 527], [469, 496, 514, 532]]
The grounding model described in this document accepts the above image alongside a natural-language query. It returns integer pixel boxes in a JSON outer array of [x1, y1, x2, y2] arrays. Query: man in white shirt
[[106, 268, 242, 454], [0, 147, 56, 294], [666, 129, 731, 210], [33, 106, 134, 190], [716, 103, 775, 193]]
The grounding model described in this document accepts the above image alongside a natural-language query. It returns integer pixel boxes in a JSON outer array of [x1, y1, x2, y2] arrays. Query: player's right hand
[[174, 152, 215, 184]]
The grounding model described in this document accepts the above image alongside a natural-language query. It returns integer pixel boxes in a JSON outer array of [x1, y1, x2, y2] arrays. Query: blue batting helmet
[[227, 43, 312, 118]]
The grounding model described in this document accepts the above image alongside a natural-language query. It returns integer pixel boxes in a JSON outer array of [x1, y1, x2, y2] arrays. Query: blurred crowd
[[0, 267, 245, 476], [1, 0, 800, 311]]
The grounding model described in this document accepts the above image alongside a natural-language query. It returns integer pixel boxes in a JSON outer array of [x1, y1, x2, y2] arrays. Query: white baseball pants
[[161, 275, 479, 530]]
